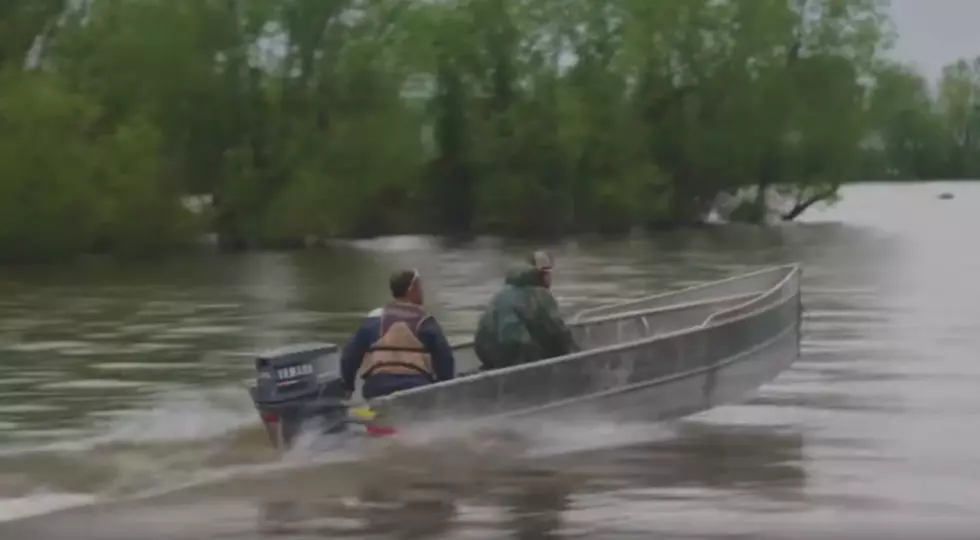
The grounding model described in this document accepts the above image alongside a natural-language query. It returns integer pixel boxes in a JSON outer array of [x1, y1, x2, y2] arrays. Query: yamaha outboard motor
[[249, 342, 350, 450]]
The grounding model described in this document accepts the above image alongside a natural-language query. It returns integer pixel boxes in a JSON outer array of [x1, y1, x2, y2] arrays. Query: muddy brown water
[[1, 182, 979, 539]]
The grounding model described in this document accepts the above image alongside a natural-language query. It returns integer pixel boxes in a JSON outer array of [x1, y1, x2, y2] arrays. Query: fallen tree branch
[[780, 188, 837, 221]]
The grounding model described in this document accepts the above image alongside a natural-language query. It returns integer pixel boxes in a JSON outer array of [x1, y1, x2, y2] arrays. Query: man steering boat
[[340, 269, 456, 400]]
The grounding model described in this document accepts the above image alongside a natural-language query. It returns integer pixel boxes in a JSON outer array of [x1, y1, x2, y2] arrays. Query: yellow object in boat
[[349, 407, 376, 421]]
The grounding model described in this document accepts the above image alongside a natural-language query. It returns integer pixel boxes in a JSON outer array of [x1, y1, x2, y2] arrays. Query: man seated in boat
[[474, 251, 580, 370], [340, 269, 456, 400]]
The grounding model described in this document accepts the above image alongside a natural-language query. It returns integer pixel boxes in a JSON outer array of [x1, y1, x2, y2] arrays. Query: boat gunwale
[[702, 266, 800, 326], [571, 263, 797, 322], [445, 290, 763, 351], [371, 263, 801, 403]]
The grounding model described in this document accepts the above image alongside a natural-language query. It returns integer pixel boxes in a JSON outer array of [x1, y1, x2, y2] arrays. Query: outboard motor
[[249, 342, 350, 450]]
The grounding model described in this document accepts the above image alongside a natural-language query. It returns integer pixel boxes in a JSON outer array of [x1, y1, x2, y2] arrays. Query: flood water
[[1, 182, 979, 539]]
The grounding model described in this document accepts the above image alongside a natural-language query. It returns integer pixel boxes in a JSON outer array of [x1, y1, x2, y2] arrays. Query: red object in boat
[[365, 425, 397, 437]]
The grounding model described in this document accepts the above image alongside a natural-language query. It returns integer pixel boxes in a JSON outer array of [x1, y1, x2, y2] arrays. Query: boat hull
[[368, 265, 801, 431], [517, 317, 799, 425]]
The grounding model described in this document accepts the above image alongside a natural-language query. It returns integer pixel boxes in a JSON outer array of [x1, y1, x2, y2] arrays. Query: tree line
[[0, 0, 977, 262]]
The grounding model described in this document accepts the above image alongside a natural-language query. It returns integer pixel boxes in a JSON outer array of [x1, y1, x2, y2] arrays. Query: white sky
[[889, 0, 980, 81]]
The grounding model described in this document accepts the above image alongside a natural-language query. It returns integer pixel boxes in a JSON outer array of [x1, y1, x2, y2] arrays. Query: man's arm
[[532, 288, 580, 354], [417, 317, 456, 382], [339, 320, 374, 394]]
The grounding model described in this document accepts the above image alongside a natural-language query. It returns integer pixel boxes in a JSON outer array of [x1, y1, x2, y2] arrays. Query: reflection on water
[[258, 422, 805, 539], [1, 182, 980, 537]]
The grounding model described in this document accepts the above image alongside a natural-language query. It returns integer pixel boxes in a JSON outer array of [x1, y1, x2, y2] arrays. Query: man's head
[[389, 268, 424, 305], [528, 250, 554, 289]]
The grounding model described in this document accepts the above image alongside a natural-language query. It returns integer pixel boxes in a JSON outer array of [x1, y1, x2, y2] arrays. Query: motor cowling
[[249, 342, 350, 450]]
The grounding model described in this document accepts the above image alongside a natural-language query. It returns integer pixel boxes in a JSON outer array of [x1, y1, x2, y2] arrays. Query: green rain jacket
[[474, 264, 580, 370]]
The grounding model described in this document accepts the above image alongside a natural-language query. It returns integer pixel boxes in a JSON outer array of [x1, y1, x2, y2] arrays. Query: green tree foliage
[[0, 70, 190, 261], [0, 0, 976, 261]]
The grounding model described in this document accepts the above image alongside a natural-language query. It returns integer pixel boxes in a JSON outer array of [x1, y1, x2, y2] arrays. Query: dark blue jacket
[[340, 307, 456, 399]]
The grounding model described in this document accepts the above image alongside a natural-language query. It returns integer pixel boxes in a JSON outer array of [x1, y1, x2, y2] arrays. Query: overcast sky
[[890, 0, 980, 81]]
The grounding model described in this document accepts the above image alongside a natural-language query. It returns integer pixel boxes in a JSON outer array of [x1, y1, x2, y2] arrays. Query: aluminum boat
[[248, 264, 802, 450]]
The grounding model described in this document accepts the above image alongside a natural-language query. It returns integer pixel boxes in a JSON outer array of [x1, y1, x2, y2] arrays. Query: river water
[[0, 182, 978, 539]]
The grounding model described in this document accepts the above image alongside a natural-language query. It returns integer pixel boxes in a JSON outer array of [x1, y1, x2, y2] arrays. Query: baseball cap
[[529, 250, 553, 271]]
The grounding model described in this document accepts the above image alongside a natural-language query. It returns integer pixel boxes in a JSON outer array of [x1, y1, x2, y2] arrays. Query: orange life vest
[[358, 301, 434, 379]]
